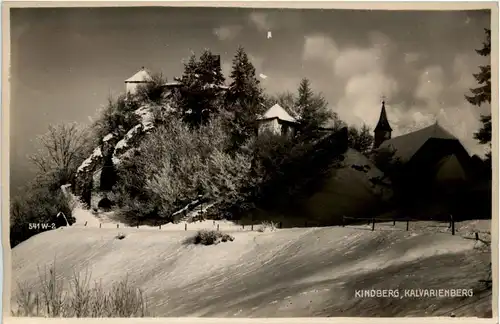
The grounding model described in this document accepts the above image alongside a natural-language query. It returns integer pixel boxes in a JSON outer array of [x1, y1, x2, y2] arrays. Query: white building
[[257, 104, 298, 137], [125, 67, 153, 95]]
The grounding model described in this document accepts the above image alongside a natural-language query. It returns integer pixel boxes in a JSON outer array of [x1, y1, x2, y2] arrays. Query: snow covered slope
[[301, 148, 392, 223], [11, 221, 491, 317]]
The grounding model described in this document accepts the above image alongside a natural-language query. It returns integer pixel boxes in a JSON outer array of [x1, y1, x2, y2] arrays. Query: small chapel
[[373, 101, 473, 184], [371, 101, 490, 220]]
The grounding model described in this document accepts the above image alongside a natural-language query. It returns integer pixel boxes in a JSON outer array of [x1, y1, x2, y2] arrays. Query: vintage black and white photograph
[[6, 3, 495, 318]]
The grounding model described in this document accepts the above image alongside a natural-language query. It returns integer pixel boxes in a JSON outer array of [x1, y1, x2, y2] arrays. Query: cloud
[[414, 66, 445, 104], [334, 47, 383, 78], [404, 52, 422, 64], [302, 34, 339, 64], [249, 12, 273, 32], [337, 72, 399, 127], [300, 32, 488, 156], [212, 25, 242, 41], [302, 33, 397, 127]]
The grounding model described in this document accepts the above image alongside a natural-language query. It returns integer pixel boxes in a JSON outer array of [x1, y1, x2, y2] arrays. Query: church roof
[[125, 68, 153, 83], [259, 103, 297, 123], [434, 154, 467, 182], [374, 101, 392, 132], [379, 122, 458, 162]]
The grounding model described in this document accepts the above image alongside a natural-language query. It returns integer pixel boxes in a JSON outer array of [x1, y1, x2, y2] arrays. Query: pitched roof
[[434, 154, 467, 182], [378, 122, 458, 162], [125, 68, 152, 83], [374, 101, 392, 132], [259, 104, 297, 123]]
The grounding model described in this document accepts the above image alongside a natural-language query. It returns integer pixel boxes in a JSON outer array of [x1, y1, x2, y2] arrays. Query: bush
[[243, 127, 348, 212], [185, 230, 235, 246], [113, 114, 253, 224], [91, 95, 141, 141], [257, 221, 277, 232], [10, 185, 75, 248], [12, 261, 149, 317]]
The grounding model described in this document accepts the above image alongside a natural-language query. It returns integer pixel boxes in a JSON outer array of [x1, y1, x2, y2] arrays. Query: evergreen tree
[[175, 50, 226, 127], [466, 28, 491, 161], [348, 124, 374, 154], [226, 46, 263, 108], [225, 46, 264, 149], [294, 78, 334, 138]]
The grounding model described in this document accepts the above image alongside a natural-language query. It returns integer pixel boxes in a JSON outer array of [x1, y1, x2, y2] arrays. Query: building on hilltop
[[125, 67, 154, 95], [256, 103, 299, 137]]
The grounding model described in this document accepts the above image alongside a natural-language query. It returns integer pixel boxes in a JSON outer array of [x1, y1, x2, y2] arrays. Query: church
[[372, 101, 489, 220]]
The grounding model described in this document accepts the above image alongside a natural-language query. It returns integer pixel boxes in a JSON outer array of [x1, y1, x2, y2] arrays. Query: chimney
[[214, 55, 221, 69]]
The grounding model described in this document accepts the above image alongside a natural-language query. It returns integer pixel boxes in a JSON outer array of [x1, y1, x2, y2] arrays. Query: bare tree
[[30, 123, 93, 190]]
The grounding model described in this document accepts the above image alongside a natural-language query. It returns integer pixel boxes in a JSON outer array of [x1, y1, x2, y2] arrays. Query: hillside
[[11, 219, 491, 317], [301, 148, 392, 223]]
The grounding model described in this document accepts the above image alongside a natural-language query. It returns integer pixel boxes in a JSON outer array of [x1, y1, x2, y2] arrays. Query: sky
[[10, 6, 491, 193]]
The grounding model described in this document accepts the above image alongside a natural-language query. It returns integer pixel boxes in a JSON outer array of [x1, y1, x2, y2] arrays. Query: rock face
[[75, 134, 118, 208], [74, 103, 157, 209]]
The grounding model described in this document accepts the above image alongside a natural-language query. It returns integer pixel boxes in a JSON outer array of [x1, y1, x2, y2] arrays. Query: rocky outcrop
[[74, 103, 166, 208], [75, 134, 119, 207]]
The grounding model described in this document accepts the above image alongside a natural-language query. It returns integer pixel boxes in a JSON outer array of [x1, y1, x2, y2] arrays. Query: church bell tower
[[373, 100, 392, 149]]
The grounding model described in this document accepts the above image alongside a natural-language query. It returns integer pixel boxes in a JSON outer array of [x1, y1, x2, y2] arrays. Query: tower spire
[[373, 100, 393, 149]]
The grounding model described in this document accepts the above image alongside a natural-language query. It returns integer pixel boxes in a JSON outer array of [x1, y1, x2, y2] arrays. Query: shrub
[[10, 185, 75, 248], [116, 233, 126, 240], [257, 221, 277, 232], [134, 73, 167, 105], [186, 230, 234, 246], [12, 261, 148, 317], [91, 95, 141, 141], [243, 127, 347, 212], [114, 113, 253, 224]]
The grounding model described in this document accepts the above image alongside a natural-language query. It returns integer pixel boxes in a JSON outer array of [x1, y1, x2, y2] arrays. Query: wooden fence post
[[217, 224, 220, 231], [185, 223, 187, 231], [99, 223, 101, 228], [475, 232, 479, 241], [159, 224, 161, 230], [342, 216, 345, 227], [371, 218, 375, 231], [451, 215, 455, 236], [85, 221, 88, 227], [406, 219, 409, 231], [242, 224, 245, 230], [117, 224, 119, 229], [393, 219, 395, 226], [279, 221, 282, 229], [251, 224, 254, 231]]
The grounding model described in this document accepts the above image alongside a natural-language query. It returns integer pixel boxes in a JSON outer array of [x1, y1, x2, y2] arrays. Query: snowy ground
[[11, 204, 492, 318]]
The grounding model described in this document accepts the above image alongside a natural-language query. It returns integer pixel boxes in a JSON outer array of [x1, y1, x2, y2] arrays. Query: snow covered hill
[[11, 220, 491, 317]]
